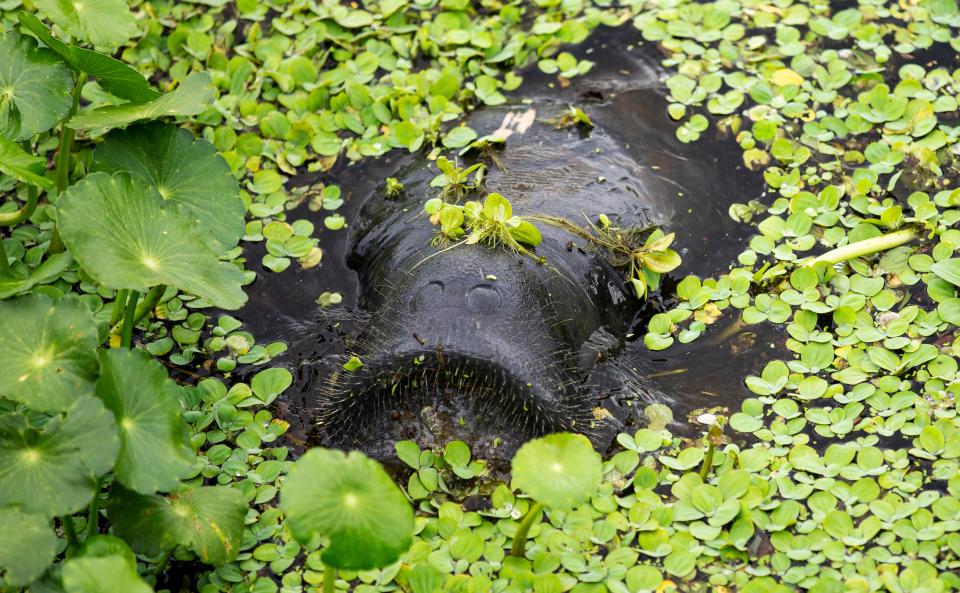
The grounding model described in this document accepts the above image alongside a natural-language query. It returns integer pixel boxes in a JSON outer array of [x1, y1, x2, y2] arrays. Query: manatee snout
[[317, 234, 617, 449]]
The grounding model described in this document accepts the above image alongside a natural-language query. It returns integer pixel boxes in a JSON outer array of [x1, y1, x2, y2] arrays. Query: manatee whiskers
[[315, 351, 591, 446]]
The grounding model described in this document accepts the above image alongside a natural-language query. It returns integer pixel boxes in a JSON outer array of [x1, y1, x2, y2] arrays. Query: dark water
[[236, 24, 780, 459]]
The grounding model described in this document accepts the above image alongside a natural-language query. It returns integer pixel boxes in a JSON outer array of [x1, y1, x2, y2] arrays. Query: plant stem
[[132, 285, 165, 326], [323, 563, 337, 593], [0, 237, 10, 277], [699, 423, 723, 481], [509, 502, 543, 558], [86, 479, 102, 540], [55, 72, 87, 196], [110, 289, 130, 326], [120, 290, 140, 349], [152, 549, 173, 576], [0, 184, 39, 226], [804, 228, 916, 267], [62, 516, 78, 549]]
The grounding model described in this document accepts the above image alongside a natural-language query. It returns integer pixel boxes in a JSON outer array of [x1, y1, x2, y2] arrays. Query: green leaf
[[250, 367, 293, 403], [0, 135, 53, 188], [932, 258, 960, 288], [0, 507, 56, 586], [0, 396, 119, 517], [92, 122, 244, 252], [108, 485, 246, 565], [67, 72, 215, 133], [33, 0, 137, 48], [509, 220, 542, 247], [61, 555, 153, 593], [280, 448, 414, 570], [0, 294, 99, 412], [95, 349, 196, 494], [18, 12, 159, 103], [0, 30, 72, 141], [511, 433, 602, 509], [57, 171, 247, 310], [0, 253, 73, 299]]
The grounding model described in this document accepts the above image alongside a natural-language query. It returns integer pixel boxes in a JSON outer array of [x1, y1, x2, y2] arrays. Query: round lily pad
[[0, 395, 119, 517], [57, 171, 247, 310], [280, 448, 414, 570], [0, 30, 72, 141], [33, 0, 137, 48], [108, 485, 246, 565], [93, 122, 244, 252], [511, 433, 602, 509], [0, 294, 100, 413], [0, 507, 55, 586], [95, 349, 197, 494]]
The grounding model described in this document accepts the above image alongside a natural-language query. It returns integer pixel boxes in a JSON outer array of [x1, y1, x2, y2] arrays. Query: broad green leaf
[[931, 258, 960, 288], [0, 30, 72, 141], [0, 135, 53, 188], [0, 507, 56, 586], [57, 171, 247, 310], [281, 448, 414, 570], [68, 72, 214, 133], [61, 555, 153, 593], [0, 253, 73, 299], [108, 485, 246, 565], [18, 12, 159, 103], [250, 367, 293, 403], [93, 122, 244, 252], [511, 433, 602, 509], [0, 293, 99, 412], [509, 220, 542, 247], [0, 396, 119, 517], [95, 349, 196, 494], [33, 0, 137, 48]]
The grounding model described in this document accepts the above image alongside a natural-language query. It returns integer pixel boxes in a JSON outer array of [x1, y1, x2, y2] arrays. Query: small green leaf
[[932, 258, 960, 288], [511, 433, 602, 509], [61, 555, 153, 593], [251, 367, 293, 403], [280, 448, 414, 570], [0, 135, 53, 188]]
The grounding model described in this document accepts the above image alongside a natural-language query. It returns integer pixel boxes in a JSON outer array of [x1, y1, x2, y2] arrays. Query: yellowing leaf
[[771, 68, 804, 87]]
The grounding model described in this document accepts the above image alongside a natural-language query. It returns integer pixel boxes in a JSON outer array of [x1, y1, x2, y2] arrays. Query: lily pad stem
[[132, 285, 165, 326], [152, 549, 172, 576], [55, 72, 87, 195], [110, 289, 130, 326], [0, 237, 9, 277], [61, 515, 78, 549], [49, 72, 87, 255], [120, 290, 140, 349], [323, 563, 337, 593], [803, 228, 916, 267], [509, 502, 543, 558], [0, 183, 39, 226], [85, 479, 102, 539], [699, 423, 723, 481]]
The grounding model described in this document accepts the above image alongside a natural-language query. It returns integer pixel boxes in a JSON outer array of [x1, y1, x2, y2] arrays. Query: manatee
[[259, 31, 762, 459]]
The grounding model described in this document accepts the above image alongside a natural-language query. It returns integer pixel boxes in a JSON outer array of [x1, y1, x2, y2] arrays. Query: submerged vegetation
[[2, 0, 960, 592]]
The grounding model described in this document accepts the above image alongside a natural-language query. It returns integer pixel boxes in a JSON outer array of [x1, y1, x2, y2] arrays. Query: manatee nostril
[[465, 284, 502, 315], [410, 280, 444, 312]]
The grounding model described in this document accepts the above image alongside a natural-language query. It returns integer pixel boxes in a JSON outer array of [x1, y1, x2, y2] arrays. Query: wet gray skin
[[240, 28, 767, 462], [305, 37, 760, 457]]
